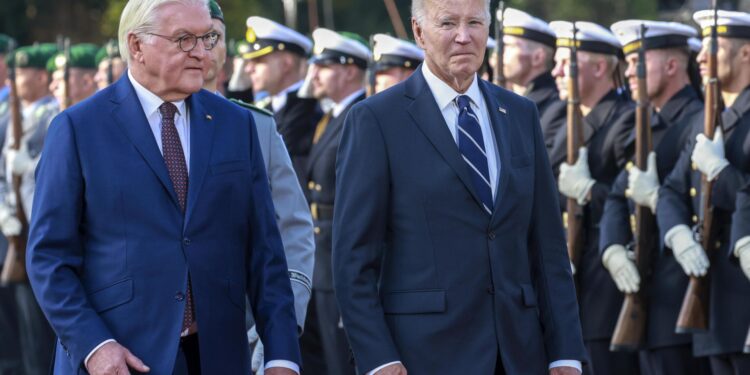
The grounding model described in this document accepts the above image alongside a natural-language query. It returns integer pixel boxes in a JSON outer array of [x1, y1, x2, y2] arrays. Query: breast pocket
[[210, 160, 248, 175]]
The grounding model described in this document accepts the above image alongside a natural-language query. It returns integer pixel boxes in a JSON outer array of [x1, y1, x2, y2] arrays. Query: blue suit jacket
[[333, 68, 586, 374], [26, 75, 300, 374]]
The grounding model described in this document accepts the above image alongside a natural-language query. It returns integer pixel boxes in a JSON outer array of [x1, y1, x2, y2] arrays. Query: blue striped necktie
[[456, 95, 493, 214]]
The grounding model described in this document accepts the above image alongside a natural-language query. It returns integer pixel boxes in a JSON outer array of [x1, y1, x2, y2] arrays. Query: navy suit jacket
[[332, 68, 586, 374], [26, 75, 300, 374]]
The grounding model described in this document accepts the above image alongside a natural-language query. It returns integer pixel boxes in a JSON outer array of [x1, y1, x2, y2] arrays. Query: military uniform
[[299, 28, 370, 375], [527, 72, 567, 156]]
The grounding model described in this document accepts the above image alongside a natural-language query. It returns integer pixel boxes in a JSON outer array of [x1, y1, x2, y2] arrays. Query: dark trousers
[[12, 283, 54, 375], [0, 283, 22, 375], [709, 353, 750, 375], [299, 290, 355, 375], [172, 334, 201, 375], [639, 345, 710, 375], [583, 339, 640, 375]]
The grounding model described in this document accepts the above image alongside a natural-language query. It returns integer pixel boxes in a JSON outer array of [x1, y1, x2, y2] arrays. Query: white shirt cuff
[[84, 339, 116, 370], [367, 361, 401, 375], [549, 359, 582, 372], [265, 359, 300, 374]]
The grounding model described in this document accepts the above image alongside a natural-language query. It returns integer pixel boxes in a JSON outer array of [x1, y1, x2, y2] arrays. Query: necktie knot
[[159, 102, 178, 122], [456, 95, 472, 112]]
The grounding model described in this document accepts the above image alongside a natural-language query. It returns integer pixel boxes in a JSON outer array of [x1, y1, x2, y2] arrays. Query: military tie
[[158, 102, 195, 334], [456, 95, 493, 214], [312, 111, 332, 144]]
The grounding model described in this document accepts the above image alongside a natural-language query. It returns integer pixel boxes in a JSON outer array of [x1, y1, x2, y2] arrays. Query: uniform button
[[315, 184, 322, 192], [486, 285, 495, 294], [183, 238, 191, 246], [715, 241, 722, 250], [625, 161, 634, 171], [488, 232, 496, 240], [314, 227, 321, 235], [691, 162, 698, 171], [175, 292, 185, 302], [308, 181, 315, 190], [692, 215, 698, 224], [629, 215, 636, 233], [690, 188, 697, 197]]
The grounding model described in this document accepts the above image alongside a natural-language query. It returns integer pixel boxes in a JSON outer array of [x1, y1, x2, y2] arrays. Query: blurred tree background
[[0, 0, 747, 46]]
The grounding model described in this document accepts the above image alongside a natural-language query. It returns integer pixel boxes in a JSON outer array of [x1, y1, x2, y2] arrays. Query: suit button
[[488, 232, 496, 240], [183, 238, 191, 246], [175, 292, 185, 302], [486, 285, 495, 294]]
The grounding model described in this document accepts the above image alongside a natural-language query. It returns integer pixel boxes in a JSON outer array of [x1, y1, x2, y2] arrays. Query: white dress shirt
[[365, 65, 581, 375], [86, 72, 299, 375], [271, 80, 304, 113], [332, 88, 366, 118]]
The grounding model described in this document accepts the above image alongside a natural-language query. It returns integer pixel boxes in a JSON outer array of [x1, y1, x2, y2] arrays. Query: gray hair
[[411, 0, 491, 26], [118, 0, 209, 64]]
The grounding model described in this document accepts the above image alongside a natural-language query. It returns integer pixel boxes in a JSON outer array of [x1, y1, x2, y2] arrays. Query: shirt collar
[[128, 70, 186, 120], [332, 88, 365, 118], [421, 63, 482, 111], [271, 80, 303, 113]]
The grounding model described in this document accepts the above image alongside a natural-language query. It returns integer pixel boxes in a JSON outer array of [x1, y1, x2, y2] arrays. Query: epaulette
[[229, 98, 274, 117]]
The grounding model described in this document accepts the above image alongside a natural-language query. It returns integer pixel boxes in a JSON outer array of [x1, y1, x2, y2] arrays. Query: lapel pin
[[498, 107, 507, 114], [206, 114, 213, 121]]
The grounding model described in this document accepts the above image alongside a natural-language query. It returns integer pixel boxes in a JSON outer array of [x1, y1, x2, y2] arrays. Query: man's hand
[[626, 151, 659, 213], [735, 236, 750, 280], [6, 147, 35, 176], [602, 244, 640, 293], [86, 341, 149, 375], [558, 147, 596, 205], [550, 366, 581, 375], [668, 226, 709, 277], [692, 127, 729, 181], [375, 363, 408, 375]]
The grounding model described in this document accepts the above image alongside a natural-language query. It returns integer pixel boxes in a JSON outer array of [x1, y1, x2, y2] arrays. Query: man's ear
[[413, 18, 425, 48], [128, 33, 145, 64]]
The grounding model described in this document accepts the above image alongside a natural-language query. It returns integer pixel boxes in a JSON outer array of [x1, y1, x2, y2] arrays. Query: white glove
[[0, 212, 21, 237], [559, 147, 596, 205], [602, 244, 640, 293], [692, 127, 729, 181], [734, 236, 750, 281], [227, 57, 252, 92], [626, 152, 659, 214], [6, 147, 35, 176], [247, 325, 264, 374], [665, 225, 710, 277]]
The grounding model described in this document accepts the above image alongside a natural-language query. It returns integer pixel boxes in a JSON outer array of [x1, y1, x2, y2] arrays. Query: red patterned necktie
[[158, 102, 194, 333]]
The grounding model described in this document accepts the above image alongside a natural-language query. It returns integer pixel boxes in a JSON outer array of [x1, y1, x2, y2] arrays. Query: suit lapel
[[110, 76, 181, 211], [478, 80, 511, 219], [405, 70, 484, 209], [184, 92, 215, 226]]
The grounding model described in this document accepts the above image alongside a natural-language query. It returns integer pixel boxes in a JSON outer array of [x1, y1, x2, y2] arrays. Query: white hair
[[411, 0, 491, 26], [118, 0, 209, 64]]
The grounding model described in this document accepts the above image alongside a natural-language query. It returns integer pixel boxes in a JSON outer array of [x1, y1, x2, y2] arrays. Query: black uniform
[[658, 86, 750, 375], [272, 89, 323, 189], [599, 86, 710, 375], [299, 92, 365, 375], [549, 89, 640, 375], [524, 72, 567, 161]]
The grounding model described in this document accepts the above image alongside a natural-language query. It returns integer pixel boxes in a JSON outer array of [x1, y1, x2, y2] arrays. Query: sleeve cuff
[[549, 359, 582, 372], [84, 339, 116, 370], [367, 361, 402, 375], [664, 224, 691, 250], [266, 359, 300, 374]]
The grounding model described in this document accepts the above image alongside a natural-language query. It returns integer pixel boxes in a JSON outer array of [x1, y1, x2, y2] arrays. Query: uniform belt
[[310, 203, 334, 221]]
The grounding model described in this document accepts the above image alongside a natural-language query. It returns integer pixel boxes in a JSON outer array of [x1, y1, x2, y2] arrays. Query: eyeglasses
[[147, 31, 220, 52]]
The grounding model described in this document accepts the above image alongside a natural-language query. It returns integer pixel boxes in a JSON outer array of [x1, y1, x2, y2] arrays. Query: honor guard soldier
[[549, 21, 639, 375], [93, 40, 126, 90], [48, 43, 99, 107], [244, 16, 323, 185], [658, 10, 750, 375], [602, 20, 710, 375], [497, 7, 565, 149], [0, 44, 58, 375], [370, 33, 423, 94], [299, 28, 370, 375]]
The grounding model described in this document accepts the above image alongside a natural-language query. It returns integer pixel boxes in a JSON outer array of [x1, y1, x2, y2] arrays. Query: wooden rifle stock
[[492, 2, 505, 88], [675, 2, 721, 333], [366, 35, 376, 97], [383, 0, 408, 40], [565, 24, 585, 267], [610, 24, 656, 351], [0, 44, 30, 285], [61, 38, 71, 110]]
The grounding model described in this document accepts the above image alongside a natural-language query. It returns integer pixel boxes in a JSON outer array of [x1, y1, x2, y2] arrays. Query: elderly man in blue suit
[[26, 1, 300, 374], [332, 0, 587, 374]]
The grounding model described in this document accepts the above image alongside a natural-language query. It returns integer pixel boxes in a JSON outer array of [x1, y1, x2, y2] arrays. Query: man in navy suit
[[332, 0, 587, 374], [25, 1, 300, 374]]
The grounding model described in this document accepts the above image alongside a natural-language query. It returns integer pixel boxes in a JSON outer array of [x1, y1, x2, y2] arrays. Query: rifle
[[366, 34, 377, 97], [610, 24, 656, 351], [565, 23, 585, 268], [106, 39, 117, 86], [675, 0, 722, 333], [61, 38, 71, 110], [383, 0, 408, 40], [0, 41, 30, 285], [492, 1, 505, 88]]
